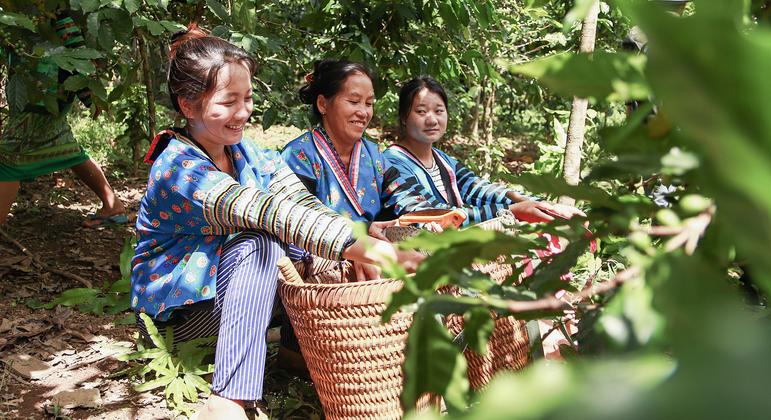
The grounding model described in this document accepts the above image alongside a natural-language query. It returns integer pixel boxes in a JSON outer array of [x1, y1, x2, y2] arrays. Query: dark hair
[[298, 59, 374, 119], [398, 76, 448, 131], [167, 24, 256, 113]]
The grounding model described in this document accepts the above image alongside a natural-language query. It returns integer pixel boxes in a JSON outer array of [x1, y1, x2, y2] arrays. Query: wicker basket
[[384, 212, 531, 390], [277, 257, 434, 419], [450, 214, 530, 389]]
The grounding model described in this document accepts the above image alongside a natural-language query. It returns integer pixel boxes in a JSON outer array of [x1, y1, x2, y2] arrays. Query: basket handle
[[277, 257, 303, 284]]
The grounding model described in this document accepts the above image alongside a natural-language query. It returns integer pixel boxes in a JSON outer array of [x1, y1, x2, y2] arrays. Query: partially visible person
[[385, 76, 585, 225], [132, 26, 423, 420], [0, 9, 125, 227]]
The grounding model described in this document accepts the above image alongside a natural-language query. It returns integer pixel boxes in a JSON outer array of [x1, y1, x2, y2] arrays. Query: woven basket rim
[[278, 276, 403, 290]]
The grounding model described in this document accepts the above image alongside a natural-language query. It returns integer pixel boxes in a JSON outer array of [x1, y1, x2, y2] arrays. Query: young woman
[[131, 27, 423, 419], [385, 76, 585, 224]]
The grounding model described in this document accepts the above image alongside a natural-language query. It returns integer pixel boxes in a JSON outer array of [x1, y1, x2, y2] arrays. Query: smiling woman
[[384, 75, 587, 225], [132, 29, 425, 420]]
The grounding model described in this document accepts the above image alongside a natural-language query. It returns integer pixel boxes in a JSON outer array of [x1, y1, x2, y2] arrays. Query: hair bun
[[169, 23, 209, 59]]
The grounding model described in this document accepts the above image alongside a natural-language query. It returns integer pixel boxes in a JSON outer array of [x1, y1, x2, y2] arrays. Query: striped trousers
[[136, 230, 307, 401]]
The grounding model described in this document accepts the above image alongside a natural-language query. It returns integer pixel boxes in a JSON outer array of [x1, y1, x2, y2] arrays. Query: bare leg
[[70, 158, 126, 225], [70, 158, 126, 215], [195, 395, 250, 420], [0, 180, 21, 225]]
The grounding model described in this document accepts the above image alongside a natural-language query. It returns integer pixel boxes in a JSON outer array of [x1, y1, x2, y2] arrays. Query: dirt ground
[[0, 161, 319, 419]]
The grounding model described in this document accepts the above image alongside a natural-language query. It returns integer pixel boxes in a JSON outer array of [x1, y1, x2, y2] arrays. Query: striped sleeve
[[454, 161, 514, 206], [202, 176, 352, 260], [267, 165, 340, 218], [382, 167, 448, 216], [383, 156, 510, 226]]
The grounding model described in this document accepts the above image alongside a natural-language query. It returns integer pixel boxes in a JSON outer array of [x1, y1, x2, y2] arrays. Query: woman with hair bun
[[385, 76, 586, 224], [131, 27, 424, 419]]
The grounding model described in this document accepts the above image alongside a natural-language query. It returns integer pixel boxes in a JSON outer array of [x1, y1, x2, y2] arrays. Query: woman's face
[[183, 62, 253, 147], [318, 72, 374, 146], [404, 88, 447, 145]]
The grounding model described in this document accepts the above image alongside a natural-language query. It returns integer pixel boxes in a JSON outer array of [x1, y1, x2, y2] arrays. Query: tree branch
[[0, 227, 94, 289], [503, 266, 640, 314]]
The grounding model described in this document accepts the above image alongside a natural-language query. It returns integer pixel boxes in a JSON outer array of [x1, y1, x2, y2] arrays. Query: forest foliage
[[2, 0, 771, 418]]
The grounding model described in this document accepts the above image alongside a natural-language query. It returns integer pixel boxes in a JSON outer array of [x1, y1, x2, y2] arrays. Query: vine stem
[[503, 266, 641, 314], [0, 226, 94, 289]]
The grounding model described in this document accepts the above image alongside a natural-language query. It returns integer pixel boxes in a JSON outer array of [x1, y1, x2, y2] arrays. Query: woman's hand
[[352, 260, 382, 281], [423, 221, 444, 233], [342, 236, 425, 274], [368, 219, 398, 241], [509, 200, 586, 223], [395, 249, 425, 273], [369, 219, 443, 242]]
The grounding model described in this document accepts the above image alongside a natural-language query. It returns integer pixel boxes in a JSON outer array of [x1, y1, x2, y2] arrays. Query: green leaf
[[207, 0, 231, 21], [382, 285, 420, 323], [452, 0, 470, 26], [166, 377, 186, 408], [139, 313, 167, 350], [88, 79, 108, 101], [44, 288, 100, 309], [119, 236, 136, 280], [101, 8, 134, 44], [660, 147, 699, 176], [146, 20, 165, 36], [7, 74, 28, 113], [262, 107, 278, 130], [123, 0, 140, 13], [149, 0, 170, 10], [98, 22, 116, 50], [438, 1, 460, 29], [402, 307, 469, 412], [184, 372, 212, 395], [160, 20, 185, 33], [116, 347, 166, 362], [0, 12, 36, 31], [62, 75, 90, 92], [87, 11, 100, 37], [80, 0, 101, 13], [504, 51, 650, 101], [463, 307, 495, 355], [134, 374, 175, 392], [42, 95, 59, 116]]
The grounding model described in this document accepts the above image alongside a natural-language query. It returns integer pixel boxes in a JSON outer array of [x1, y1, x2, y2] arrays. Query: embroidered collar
[[315, 126, 349, 171], [389, 144, 463, 206], [311, 127, 365, 216]]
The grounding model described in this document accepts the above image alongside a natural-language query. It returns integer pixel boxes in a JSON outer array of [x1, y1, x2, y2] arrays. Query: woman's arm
[[381, 161, 507, 226], [453, 159, 515, 206], [155, 153, 352, 261]]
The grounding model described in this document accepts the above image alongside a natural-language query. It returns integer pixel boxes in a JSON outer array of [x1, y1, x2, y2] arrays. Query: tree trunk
[[469, 85, 482, 140], [0, 64, 6, 133], [137, 32, 157, 176], [483, 83, 495, 146], [559, 0, 600, 206]]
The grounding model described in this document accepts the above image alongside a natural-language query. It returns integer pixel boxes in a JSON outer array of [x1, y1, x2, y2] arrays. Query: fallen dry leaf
[[11, 321, 52, 339], [0, 318, 12, 333], [2, 354, 53, 380], [51, 388, 102, 409]]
